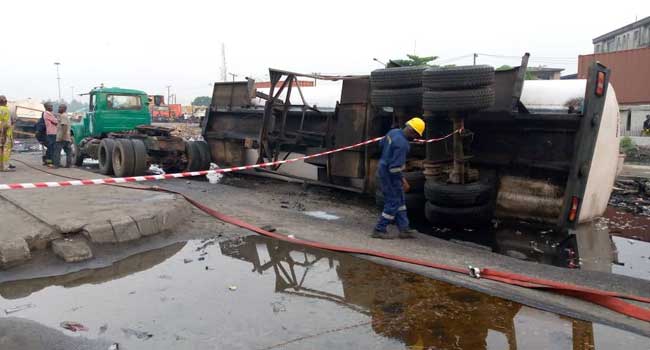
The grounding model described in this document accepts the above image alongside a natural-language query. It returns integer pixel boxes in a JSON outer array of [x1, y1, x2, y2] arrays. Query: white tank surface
[[520, 79, 587, 112], [8, 99, 44, 120]]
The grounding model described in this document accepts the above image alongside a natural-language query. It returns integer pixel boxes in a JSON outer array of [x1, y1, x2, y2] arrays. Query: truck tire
[[422, 87, 495, 112], [424, 180, 494, 208], [185, 141, 202, 172], [71, 143, 84, 167], [425, 201, 493, 226], [195, 140, 212, 171], [370, 66, 427, 89], [422, 65, 495, 90], [112, 139, 136, 177], [98, 138, 116, 175], [371, 87, 424, 108], [131, 139, 148, 176], [375, 190, 425, 216]]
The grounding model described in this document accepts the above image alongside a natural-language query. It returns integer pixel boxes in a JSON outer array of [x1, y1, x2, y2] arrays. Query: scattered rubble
[[51, 237, 93, 263], [60, 321, 88, 332], [609, 178, 650, 216]]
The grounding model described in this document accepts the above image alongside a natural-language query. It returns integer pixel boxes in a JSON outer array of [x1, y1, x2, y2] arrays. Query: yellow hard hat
[[406, 117, 425, 137]]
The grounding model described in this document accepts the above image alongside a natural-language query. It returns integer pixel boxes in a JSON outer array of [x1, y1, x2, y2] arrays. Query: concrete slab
[[0, 153, 192, 266], [0, 237, 31, 269], [51, 236, 93, 262]]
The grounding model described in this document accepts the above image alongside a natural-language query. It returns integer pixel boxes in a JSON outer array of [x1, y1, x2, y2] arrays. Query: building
[[578, 47, 650, 137], [527, 67, 564, 80], [593, 16, 650, 53]]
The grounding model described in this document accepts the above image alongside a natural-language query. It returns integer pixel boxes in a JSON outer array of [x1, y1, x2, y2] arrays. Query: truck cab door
[[87, 93, 97, 135]]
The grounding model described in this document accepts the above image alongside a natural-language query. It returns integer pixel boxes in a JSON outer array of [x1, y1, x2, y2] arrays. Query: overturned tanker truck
[[202, 54, 619, 233]]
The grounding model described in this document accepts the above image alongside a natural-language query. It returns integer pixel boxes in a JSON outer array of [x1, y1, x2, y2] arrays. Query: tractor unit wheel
[[422, 65, 495, 90], [422, 87, 495, 112], [98, 138, 116, 175], [371, 87, 424, 108], [112, 139, 136, 177], [131, 139, 149, 176], [71, 143, 85, 167], [370, 66, 427, 89]]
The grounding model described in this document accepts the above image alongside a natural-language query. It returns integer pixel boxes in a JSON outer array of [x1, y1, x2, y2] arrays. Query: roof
[[527, 67, 564, 73], [593, 16, 650, 43], [91, 87, 147, 95]]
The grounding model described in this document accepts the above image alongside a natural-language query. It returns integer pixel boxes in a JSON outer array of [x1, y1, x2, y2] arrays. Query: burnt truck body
[[202, 59, 618, 232]]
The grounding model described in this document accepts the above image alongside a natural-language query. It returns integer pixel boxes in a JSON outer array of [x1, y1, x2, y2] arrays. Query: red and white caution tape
[[0, 130, 459, 191]]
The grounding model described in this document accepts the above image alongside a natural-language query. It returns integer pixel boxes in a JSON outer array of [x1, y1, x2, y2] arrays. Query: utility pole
[[228, 73, 237, 82], [54, 62, 62, 102], [166, 85, 171, 105], [70, 86, 74, 103], [220, 43, 228, 82], [473, 53, 478, 66]]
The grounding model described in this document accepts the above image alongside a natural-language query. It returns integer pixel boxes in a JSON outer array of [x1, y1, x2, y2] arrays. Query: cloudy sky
[[2, 0, 648, 104]]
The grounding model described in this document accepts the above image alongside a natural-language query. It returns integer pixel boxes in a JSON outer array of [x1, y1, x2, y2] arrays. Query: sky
[[2, 0, 649, 105]]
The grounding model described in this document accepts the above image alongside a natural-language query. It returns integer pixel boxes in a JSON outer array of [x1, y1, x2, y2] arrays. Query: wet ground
[[1, 235, 649, 350]]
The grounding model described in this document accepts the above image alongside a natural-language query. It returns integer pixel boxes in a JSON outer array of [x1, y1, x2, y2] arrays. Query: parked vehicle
[[71, 87, 210, 176]]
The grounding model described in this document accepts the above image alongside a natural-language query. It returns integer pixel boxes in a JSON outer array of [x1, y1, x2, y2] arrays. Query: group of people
[[39, 102, 72, 168], [0, 97, 73, 172]]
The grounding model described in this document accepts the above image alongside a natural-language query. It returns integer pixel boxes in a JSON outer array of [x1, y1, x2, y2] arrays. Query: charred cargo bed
[[202, 58, 619, 232]]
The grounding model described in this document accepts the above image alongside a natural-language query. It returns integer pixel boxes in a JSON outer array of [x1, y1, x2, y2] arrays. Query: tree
[[192, 96, 211, 106], [388, 54, 439, 67], [496, 65, 537, 80]]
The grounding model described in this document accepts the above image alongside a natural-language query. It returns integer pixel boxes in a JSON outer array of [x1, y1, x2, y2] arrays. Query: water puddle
[[0, 236, 648, 349]]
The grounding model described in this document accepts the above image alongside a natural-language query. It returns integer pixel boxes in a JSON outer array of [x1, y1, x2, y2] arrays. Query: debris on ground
[[60, 321, 89, 332], [261, 225, 276, 232], [121, 328, 153, 340], [206, 163, 223, 184], [228, 285, 238, 291], [108, 343, 119, 350], [4, 303, 35, 315], [183, 258, 193, 264], [609, 178, 650, 216]]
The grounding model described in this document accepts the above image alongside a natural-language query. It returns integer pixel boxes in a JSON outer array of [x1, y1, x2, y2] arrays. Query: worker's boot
[[371, 229, 393, 239], [398, 228, 417, 239]]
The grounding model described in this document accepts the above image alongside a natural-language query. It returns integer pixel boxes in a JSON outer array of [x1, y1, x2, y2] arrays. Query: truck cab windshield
[[107, 94, 141, 110]]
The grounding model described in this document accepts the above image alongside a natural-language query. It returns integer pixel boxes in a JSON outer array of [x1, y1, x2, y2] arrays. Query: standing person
[[53, 104, 72, 168], [372, 117, 425, 239], [0, 95, 14, 172], [43, 102, 58, 167], [643, 115, 650, 136]]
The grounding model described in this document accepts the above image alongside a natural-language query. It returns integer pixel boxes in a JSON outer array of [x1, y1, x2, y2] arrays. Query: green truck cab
[[71, 87, 150, 144], [71, 87, 211, 177]]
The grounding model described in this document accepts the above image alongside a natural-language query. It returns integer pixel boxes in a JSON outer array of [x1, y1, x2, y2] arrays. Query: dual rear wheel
[[98, 138, 148, 177]]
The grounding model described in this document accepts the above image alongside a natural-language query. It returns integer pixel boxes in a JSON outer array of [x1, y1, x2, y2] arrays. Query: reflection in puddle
[[0, 236, 648, 349]]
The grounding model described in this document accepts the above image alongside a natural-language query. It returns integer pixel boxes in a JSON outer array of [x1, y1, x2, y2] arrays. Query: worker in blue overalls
[[373, 117, 425, 239]]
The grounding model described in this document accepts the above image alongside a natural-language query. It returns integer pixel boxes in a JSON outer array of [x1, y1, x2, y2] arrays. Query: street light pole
[[166, 85, 171, 105], [54, 62, 62, 102], [70, 86, 74, 103]]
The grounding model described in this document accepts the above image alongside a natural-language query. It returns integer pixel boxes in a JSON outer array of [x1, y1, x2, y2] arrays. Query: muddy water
[[1, 236, 648, 350]]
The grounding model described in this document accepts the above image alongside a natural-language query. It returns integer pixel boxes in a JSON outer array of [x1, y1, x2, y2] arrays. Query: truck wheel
[[422, 87, 495, 112], [422, 65, 495, 90], [375, 190, 425, 216], [71, 143, 84, 167], [195, 141, 212, 171], [131, 139, 148, 176], [98, 138, 116, 175], [185, 141, 201, 172], [371, 87, 424, 108], [112, 139, 136, 177], [424, 180, 494, 208], [370, 66, 427, 89], [425, 201, 493, 227]]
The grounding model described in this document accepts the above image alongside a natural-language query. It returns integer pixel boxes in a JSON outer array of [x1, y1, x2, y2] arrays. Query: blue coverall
[[375, 128, 410, 233]]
